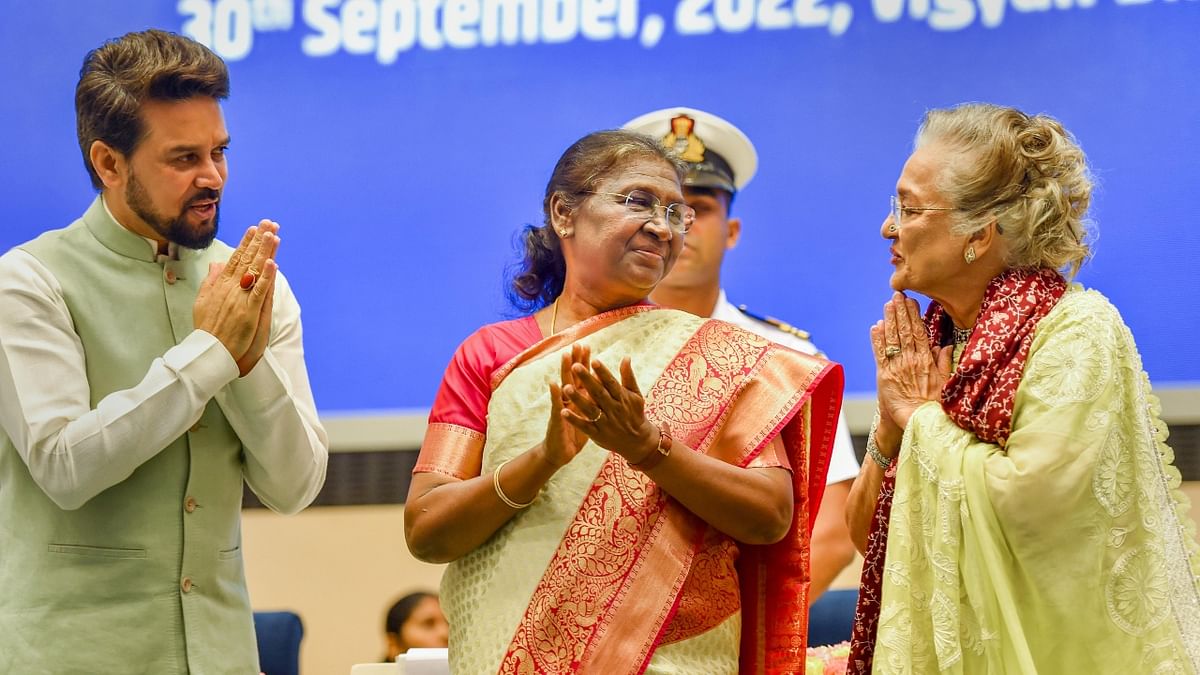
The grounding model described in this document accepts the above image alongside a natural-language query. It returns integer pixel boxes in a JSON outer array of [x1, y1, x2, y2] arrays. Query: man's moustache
[[186, 190, 220, 206]]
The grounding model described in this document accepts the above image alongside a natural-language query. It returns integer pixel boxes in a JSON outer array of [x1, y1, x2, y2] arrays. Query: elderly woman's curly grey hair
[[916, 103, 1094, 278]]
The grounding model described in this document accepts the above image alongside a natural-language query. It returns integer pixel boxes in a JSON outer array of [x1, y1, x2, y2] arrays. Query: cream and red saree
[[415, 305, 842, 674]]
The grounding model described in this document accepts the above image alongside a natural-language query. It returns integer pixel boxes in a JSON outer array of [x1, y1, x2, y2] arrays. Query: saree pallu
[[418, 306, 842, 674], [872, 288, 1200, 673]]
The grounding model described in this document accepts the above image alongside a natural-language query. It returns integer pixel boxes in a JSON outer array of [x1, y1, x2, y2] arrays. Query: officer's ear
[[725, 217, 741, 250]]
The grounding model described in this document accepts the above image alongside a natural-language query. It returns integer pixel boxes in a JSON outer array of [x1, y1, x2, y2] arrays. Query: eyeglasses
[[890, 195, 957, 229], [585, 190, 696, 235]]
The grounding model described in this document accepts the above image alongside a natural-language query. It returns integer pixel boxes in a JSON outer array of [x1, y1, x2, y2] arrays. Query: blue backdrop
[[2, 0, 1196, 414]]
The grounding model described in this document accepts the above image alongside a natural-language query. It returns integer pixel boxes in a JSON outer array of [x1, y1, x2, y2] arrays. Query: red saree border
[[718, 344, 839, 530], [496, 318, 843, 675], [413, 423, 485, 479], [653, 341, 842, 668], [415, 304, 660, 482], [740, 352, 843, 674], [658, 533, 742, 647], [489, 303, 660, 393]]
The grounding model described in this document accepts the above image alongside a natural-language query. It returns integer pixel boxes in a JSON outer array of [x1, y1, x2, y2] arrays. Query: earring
[[964, 246, 976, 264], [558, 229, 569, 238]]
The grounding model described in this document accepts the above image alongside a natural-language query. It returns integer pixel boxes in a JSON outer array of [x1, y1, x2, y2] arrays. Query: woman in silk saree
[[405, 131, 842, 674]]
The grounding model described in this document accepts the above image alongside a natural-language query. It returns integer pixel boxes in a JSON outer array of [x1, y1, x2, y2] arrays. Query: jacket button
[[181, 577, 193, 593], [165, 269, 177, 284], [184, 497, 197, 513]]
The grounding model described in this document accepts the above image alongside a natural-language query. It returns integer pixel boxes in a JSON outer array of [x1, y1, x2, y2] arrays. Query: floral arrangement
[[805, 640, 850, 674]]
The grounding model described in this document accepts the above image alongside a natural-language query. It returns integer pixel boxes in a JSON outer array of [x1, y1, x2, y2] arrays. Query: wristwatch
[[631, 422, 672, 471]]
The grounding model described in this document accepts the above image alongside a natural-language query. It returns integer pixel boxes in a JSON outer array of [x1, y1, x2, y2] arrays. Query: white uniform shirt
[[711, 290, 859, 484]]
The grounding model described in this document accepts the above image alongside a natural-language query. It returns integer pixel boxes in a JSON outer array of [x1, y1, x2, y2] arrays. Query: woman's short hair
[[76, 29, 229, 190], [385, 591, 436, 636], [507, 130, 687, 311], [916, 103, 1093, 278]]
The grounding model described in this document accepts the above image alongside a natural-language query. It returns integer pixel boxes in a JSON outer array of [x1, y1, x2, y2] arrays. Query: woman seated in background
[[404, 130, 843, 673], [382, 591, 448, 661], [846, 102, 1200, 673]]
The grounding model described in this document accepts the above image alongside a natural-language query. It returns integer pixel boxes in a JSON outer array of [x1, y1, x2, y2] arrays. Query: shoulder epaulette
[[736, 304, 811, 341]]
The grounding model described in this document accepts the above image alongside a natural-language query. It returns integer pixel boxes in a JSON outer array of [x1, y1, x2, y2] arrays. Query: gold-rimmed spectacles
[[890, 195, 957, 228], [586, 190, 695, 234]]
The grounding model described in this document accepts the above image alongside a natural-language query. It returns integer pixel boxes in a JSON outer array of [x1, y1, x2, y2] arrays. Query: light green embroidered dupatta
[[876, 288, 1200, 674]]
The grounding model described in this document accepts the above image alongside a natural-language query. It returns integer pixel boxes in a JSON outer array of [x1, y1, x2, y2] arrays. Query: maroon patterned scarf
[[846, 268, 1067, 673]]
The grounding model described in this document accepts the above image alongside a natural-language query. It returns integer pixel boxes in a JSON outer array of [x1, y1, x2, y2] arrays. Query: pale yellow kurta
[[876, 287, 1200, 674]]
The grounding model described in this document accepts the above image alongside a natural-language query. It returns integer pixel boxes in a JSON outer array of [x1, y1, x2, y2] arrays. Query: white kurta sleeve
[[218, 271, 329, 514], [0, 249, 239, 510]]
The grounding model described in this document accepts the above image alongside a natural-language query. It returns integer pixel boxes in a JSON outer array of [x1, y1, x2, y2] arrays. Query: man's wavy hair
[[76, 29, 229, 190]]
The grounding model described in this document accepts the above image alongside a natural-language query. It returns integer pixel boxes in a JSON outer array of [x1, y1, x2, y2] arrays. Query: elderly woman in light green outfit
[[844, 102, 1200, 674]]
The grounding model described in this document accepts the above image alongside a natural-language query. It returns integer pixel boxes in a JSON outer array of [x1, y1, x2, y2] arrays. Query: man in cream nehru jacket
[[0, 30, 328, 673], [626, 107, 859, 602]]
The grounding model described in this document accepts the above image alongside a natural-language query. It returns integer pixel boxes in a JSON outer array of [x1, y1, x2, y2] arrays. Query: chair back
[[807, 588, 858, 647], [254, 610, 304, 675]]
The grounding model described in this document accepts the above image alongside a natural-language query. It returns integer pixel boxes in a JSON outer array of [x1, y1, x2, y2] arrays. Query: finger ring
[[240, 269, 258, 290], [884, 345, 902, 359], [586, 411, 604, 423]]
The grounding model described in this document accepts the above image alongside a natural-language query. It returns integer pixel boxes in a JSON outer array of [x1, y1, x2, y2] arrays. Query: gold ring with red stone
[[240, 268, 260, 290]]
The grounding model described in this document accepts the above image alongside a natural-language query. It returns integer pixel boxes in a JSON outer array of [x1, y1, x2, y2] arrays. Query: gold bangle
[[492, 457, 535, 509]]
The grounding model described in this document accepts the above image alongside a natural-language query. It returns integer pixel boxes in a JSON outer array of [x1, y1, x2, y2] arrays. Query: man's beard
[[125, 171, 220, 250]]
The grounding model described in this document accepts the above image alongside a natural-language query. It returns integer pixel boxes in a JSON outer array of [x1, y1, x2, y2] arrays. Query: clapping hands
[[556, 344, 658, 464]]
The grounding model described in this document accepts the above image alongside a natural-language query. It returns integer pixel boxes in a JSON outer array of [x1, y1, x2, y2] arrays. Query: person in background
[[0, 29, 328, 673], [405, 130, 842, 673], [845, 102, 1200, 672], [383, 591, 449, 661], [626, 107, 859, 603]]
